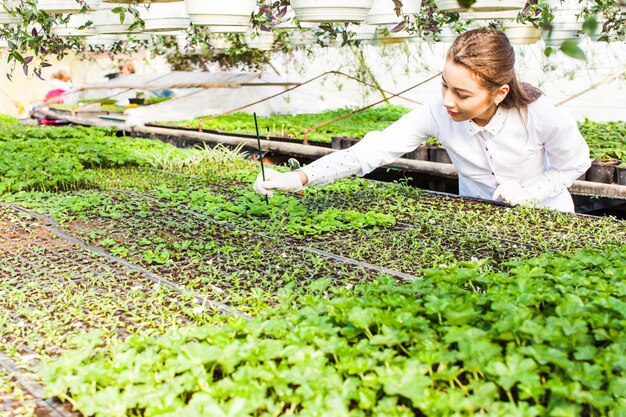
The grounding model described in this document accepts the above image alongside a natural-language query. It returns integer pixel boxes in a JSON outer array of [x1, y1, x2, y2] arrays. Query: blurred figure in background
[[104, 60, 136, 80], [33, 70, 73, 125], [43, 70, 73, 105]]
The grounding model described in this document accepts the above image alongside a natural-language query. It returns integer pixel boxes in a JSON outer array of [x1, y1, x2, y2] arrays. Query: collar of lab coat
[[463, 106, 508, 137]]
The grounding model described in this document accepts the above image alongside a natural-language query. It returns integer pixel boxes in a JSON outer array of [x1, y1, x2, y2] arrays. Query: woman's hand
[[492, 179, 535, 206], [253, 168, 305, 198]]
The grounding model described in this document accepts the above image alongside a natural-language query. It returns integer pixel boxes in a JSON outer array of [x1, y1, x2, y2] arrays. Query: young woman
[[253, 28, 591, 212]]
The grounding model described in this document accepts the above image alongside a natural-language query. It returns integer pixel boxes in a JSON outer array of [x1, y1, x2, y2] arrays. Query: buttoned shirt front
[[300, 95, 591, 212]]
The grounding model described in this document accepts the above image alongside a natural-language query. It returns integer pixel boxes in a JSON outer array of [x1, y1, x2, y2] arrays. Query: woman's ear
[[495, 84, 510, 105]]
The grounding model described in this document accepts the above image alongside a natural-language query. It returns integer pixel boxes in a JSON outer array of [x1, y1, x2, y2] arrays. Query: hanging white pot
[[93, 2, 141, 34], [458, 10, 540, 44], [459, 8, 519, 20], [543, 0, 584, 46], [290, 0, 374, 22], [349, 23, 377, 42], [588, 14, 608, 41], [210, 36, 232, 50], [84, 0, 100, 10], [273, 7, 318, 29], [503, 23, 541, 44], [288, 28, 318, 46], [435, 0, 526, 12], [138, 2, 189, 32], [207, 25, 250, 33], [0, 0, 19, 24], [85, 34, 120, 47], [434, 25, 466, 42], [367, 0, 421, 25], [101, 0, 183, 3], [185, 0, 255, 28], [175, 33, 206, 54], [245, 31, 274, 50], [52, 13, 96, 36], [37, 0, 83, 14], [123, 32, 151, 41], [155, 29, 185, 36]]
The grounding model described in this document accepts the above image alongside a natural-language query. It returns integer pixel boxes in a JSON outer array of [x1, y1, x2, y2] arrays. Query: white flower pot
[[85, 0, 99, 9], [93, 2, 141, 34], [86, 34, 120, 47], [367, 0, 421, 25], [458, 9, 518, 20], [138, 2, 189, 32], [435, 25, 465, 42], [458, 10, 540, 44], [210, 36, 232, 50], [101, 0, 183, 3], [435, 0, 526, 12], [37, 0, 83, 13], [291, 0, 374, 22], [155, 29, 185, 36], [288, 29, 318, 46], [350, 23, 377, 42], [208, 25, 250, 33], [52, 13, 96, 36], [246, 31, 274, 50], [543, 0, 584, 46], [176, 34, 205, 53], [0, 0, 19, 24], [503, 24, 541, 44], [184, 0, 255, 27]]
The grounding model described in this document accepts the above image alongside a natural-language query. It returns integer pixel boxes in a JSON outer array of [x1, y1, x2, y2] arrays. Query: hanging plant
[[149, 27, 275, 71], [0, 0, 146, 78]]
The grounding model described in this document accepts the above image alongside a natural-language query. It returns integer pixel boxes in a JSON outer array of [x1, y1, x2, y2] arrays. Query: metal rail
[[0, 351, 80, 417]]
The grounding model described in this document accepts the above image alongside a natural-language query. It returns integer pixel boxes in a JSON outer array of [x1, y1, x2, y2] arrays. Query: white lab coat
[[300, 95, 591, 212]]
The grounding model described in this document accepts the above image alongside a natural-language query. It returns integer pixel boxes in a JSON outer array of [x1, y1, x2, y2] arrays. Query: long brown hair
[[446, 28, 542, 109]]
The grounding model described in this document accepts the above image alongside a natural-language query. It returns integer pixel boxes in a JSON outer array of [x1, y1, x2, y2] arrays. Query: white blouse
[[300, 95, 591, 212]]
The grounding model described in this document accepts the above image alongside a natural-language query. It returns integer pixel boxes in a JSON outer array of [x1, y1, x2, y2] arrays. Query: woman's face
[[441, 59, 497, 123]]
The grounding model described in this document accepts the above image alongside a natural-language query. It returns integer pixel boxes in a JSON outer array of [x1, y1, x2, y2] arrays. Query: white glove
[[253, 168, 304, 198], [492, 179, 535, 207]]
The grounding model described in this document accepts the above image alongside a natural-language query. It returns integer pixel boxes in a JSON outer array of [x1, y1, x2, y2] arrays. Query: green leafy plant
[[42, 244, 626, 416]]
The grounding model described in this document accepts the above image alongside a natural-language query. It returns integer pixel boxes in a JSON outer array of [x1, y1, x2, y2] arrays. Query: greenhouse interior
[[0, 0, 626, 416]]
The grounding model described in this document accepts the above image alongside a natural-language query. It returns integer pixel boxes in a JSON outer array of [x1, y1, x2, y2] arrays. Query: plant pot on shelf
[[128, 98, 145, 105], [403, 146, 429, 161], [331, 136, 360, 149], [290, 0, 374, 22], [429, 146, 452, 163], [585, 159, 619, 184], [616, 165, 626, 186]]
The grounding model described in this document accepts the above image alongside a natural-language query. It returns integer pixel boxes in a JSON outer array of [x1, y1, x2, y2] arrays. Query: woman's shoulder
[[525, 95, 571, 124], [527, 94, 555, 112]]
